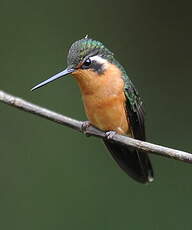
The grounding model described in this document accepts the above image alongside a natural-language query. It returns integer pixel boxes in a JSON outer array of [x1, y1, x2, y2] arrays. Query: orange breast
[[83, 92, 129, 135], [72, 63, 130, 135]]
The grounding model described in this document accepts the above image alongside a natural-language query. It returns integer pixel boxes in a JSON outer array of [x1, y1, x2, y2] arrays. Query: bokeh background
[[0, 0, 192, 229]]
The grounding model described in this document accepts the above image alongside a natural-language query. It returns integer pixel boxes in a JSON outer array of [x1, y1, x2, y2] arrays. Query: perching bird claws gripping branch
[[0, 90, 192, 163]]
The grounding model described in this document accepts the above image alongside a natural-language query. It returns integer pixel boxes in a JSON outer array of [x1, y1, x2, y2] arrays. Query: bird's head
[[31, 36, 115, 91]]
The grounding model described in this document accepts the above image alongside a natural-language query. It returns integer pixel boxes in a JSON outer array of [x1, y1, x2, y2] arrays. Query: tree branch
[[0, 90, 191, 163]]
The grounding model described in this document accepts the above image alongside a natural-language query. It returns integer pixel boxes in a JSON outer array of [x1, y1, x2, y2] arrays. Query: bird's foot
[[81, 121, 91, 137], [105, 131, 117, 140]]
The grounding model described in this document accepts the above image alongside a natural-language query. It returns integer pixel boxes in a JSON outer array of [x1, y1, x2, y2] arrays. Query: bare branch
[[0, 90, 191, 163]]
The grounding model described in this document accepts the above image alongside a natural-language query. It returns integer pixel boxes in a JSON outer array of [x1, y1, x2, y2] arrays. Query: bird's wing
[[104, 60, 154, 183], [123, 78, 154, 182], [124, 79, 145, 140]]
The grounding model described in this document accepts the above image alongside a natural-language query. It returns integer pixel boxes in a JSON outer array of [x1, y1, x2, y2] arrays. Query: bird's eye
[[82, 58, 92, 69]]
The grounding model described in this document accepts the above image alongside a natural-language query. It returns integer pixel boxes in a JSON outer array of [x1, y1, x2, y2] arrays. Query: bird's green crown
[[67, 37, 114, 67]]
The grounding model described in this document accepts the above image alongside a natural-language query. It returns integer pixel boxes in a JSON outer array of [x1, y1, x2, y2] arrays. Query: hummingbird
[[31, 36, 154, 183]]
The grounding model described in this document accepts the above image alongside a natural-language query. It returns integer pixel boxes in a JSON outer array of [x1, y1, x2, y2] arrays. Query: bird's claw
[[81, 121, 91, 137], [105, 131, 117, 140]]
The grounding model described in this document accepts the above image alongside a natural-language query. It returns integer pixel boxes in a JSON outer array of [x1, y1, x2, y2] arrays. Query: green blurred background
[[0, 0, 192, 229]]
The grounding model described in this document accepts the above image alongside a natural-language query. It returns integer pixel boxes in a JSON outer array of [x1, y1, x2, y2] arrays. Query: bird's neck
[[72, 63, 125, 97]]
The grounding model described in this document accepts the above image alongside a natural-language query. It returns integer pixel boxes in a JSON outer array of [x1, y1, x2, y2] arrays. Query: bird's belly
[[83, 94, 129, 135]]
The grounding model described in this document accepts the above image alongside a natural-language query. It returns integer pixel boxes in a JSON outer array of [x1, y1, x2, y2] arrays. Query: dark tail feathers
[[104, 140, 153, 183]]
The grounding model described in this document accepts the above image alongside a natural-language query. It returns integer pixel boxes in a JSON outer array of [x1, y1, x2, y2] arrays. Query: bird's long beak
[[31, 67, 74, 91]]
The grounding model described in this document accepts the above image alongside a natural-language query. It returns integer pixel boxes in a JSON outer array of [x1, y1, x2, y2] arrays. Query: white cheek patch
[[90, 55, 108, 70]]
